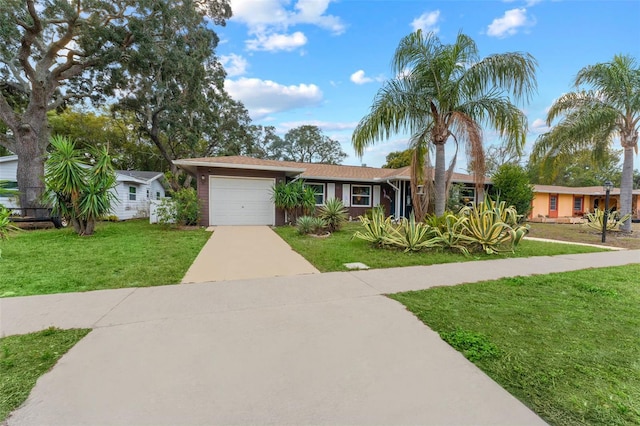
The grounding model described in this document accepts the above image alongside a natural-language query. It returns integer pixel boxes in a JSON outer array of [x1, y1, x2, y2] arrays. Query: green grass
[[0, 328, 91, 422], [389, 265, 640, 426], [274, 222, 607, 272], [0, 220, 210, 297]]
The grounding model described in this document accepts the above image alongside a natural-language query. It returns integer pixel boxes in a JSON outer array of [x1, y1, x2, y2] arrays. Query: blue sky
[[214, 0, 640, 170]]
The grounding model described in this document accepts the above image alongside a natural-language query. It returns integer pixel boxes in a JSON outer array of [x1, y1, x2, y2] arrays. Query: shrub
[[584, 209, 631, 232], [318, 198, 348, 232], [353, 208, 394, 247], [272, 180, 316, 224], [489, 164, 534, 220], [296, 215, 327, 235], [0, 207, 20, 258], [157, 188, 200, 226]]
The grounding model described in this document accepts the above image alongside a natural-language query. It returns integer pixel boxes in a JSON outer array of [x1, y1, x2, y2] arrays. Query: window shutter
[[327, 183, 335, 200], [342, 184, 351, 207], [373, 185, 381, 206]]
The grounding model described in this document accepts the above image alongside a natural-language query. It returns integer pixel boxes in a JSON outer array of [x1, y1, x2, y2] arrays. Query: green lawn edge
[[389, 265, 640, 425], [274, 223, 607, 272], [0, 220, 211, 297], [0, 328, 91, 422]]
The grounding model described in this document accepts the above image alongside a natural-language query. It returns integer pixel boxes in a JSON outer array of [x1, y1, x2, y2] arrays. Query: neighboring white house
[[0, 155, 166, 219]]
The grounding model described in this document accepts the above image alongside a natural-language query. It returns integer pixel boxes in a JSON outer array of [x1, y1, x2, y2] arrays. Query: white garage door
[[209, 176, 275, 225]]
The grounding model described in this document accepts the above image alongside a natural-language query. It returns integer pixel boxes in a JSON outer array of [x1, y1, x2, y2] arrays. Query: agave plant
[[353, 207, 394, 247], [584, 209, 632, 232], [427, 213, 474, 255], [384, 213, 439, 252], [459, 196, 527, 254], [318, 198, 348, 232]]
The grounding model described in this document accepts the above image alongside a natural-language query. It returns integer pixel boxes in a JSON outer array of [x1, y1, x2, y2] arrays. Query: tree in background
[[382, 149, 413, 169], [0, 0, 231, 210], [489, 164, 534, 219], [528, 148, 623, 187], [352, 30, 537, 219], [484, 143, 523, 177], [280, 125, 346, 164], [530, 54, 639, 232], [45, 136, 116, 236]]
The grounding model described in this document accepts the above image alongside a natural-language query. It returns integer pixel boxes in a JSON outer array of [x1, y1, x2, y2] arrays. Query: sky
[[213, 0, 640, 170]]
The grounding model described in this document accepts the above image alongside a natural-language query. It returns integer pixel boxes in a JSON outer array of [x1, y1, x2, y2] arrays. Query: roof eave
[[174, 160, 305, 176]]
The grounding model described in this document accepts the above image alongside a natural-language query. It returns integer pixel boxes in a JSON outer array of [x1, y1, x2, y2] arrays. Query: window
[[549, 195, 557, 211], [156, 192, 161, 199], [351, 185, 371, 206], [0, 181, 17, 197], [306, 183, 325, 205], [573, 196, 583, 211], [459, 187, 476, 206], [129, 186, 136, 201]]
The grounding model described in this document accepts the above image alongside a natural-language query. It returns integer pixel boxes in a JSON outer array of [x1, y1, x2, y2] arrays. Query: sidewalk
[[3, 250, 639, 425]]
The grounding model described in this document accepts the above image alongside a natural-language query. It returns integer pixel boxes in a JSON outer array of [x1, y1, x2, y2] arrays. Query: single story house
[[174, 155, 487, 227], [530, 184, 640, 221], [0, 155, 166, 220]]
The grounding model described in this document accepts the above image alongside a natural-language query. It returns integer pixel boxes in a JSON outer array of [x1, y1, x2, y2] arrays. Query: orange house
[[530, 185, 640, 222]]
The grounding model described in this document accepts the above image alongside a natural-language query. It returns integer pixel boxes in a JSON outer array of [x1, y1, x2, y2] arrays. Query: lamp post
[[602, 180, 613, 243]]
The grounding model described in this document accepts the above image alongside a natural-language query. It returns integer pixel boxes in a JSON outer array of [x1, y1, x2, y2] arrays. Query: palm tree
[[531, 54, 639, 232], [352, 30, 537, 219]]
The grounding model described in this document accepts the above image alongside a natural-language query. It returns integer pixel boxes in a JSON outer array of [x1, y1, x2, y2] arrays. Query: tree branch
[[0, 132, 17, 153], [0, 91, 19, 130]]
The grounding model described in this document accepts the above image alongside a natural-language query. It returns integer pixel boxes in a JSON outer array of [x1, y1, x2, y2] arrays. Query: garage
[[209, 176, 275, 225]]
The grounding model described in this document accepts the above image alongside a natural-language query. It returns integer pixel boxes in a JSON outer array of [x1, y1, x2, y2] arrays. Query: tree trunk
[[619, 144, 634, 233], [14, 129, 47, 217], [434, 142, 447, 217]]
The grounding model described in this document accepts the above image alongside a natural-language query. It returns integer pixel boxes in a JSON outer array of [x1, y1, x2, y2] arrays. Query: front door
[[549, 194, 559, 218]]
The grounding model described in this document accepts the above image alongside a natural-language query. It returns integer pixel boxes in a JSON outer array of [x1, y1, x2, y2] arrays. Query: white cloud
[[411, 10, 441, 33], [225, 77, 323, 119], [229, 0, 344, 53], [350, 70, 372, 85], [530, 118, 550, 134], [487, 8, 533, 38], [350, 70, 384, 85], [246, 31, 307, 52], [220, 54, 248, 77]]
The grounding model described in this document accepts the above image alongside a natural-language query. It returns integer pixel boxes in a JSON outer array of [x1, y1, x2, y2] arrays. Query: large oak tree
[[0, 0, 231, 210]]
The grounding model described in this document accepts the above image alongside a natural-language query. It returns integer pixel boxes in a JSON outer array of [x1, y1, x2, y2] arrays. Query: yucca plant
[[272, 180, 316, 224], [45, 136, 116, 236], [0, 207, 20, 258], [384, 212, 439, 252], [318, 198, 348, 232], [353, 207, 394, 247], [584, 209, 632, 232]]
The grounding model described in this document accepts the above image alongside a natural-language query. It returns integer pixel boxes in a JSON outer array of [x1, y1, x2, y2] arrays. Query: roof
[[116, 170, 164, 183], [533, 184, 640, 196], [175, 156, 488, 184], [0, 155, 17, 163]]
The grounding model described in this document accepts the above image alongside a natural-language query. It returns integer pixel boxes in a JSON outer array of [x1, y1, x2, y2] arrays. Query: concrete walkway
[[2, 250, 639, 425], [181, 226, 319, 283]]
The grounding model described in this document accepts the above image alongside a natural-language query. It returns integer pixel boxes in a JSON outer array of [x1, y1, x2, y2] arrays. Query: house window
[[146, 189, 150, 199], [306, 183, 325, 205], [549, 195, 557, 211], [351, 185, 371, 206], [460, 187, 476, 206], [129, 186, 136, 201], [0, 181, 17, 197], [573, 196, 583, 211], [156, 192, 161, 199]]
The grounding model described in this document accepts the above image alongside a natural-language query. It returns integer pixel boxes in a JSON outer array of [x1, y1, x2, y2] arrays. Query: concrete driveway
[[181, 226, 319, 283]]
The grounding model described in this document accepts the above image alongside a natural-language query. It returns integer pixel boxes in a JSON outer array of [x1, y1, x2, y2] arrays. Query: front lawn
[[274, 222, 606, 272], [0, 328, 91, 422], [390, 265, 640, 426], [0, 220, 210, 297], [528, 221, 640, 250]]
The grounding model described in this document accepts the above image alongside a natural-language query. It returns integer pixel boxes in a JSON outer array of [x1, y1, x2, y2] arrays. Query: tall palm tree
[[531, 54, 639, 232], [352, 30, 537, 218]]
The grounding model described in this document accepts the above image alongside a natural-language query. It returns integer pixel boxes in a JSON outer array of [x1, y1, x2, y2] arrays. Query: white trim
[[306, 182, 325, 206], [175, 159, 305, 175], [351, 184, 372, 207]]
